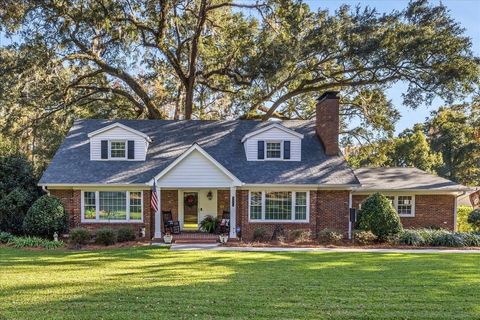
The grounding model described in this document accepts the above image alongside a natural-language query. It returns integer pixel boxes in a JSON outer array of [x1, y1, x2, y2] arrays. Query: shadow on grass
[[0, 247, 479, 319]]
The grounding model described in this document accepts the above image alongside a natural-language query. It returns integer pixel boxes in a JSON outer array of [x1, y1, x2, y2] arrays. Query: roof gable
[[241, 123, 304, 143], [87, 122, 152, 142]]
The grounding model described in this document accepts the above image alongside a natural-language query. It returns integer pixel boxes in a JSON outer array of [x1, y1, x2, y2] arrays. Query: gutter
[[41, 185, 50, 195]]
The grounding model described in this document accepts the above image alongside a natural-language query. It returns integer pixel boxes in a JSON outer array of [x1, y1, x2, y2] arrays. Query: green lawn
[[0, 247, 479, 319]]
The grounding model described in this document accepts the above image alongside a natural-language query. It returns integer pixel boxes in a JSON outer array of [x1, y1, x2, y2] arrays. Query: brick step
[[174, 239, 218, 244]]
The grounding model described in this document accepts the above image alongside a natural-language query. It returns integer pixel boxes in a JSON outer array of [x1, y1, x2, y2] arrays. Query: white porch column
[[229, 186, 237, 238], [154, 186, 162, 239]]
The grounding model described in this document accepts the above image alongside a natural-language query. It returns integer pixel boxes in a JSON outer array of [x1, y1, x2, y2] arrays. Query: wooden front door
[[183, 192, 198, 229]]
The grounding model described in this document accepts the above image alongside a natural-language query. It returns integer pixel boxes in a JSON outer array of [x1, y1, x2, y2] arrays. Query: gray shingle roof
[[354, 167, 470, 191], [39, 119, 360, 186]]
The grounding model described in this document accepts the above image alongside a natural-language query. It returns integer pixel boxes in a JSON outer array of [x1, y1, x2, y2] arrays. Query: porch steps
[[174, 239, 217, 244], [151, 232, 240, 244]]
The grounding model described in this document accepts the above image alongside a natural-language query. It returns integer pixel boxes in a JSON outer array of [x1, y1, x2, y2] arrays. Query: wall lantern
[[207, 191, 213, 200]]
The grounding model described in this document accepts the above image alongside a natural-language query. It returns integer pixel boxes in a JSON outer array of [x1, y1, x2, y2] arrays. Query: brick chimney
[[316, 91, 339, 156]]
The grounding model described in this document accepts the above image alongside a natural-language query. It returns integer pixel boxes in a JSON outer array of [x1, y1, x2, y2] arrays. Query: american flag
[[151, 182, 159, 212]]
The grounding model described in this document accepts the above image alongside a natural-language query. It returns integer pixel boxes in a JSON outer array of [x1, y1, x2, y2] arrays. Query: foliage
[[288, 229, 312, 243], [0, 154, 40, 234], [95, 227, 117, 246], [457, 206, 474, 232], [0, 231, 13, 243], [467, 209, 480, 231], [23, 195, 67, 238], [253, 228, 268, 242], [353, 230, 377, 245], [199, 215, 219, 234], [117, 227, 136, 242], [396, 229, 424, 246], [429, 231, 467, 247], [8, 236, 64, 249], [69, 228, 91, 246], [357, 193, 403, 241], [317, 229, 343, 244]]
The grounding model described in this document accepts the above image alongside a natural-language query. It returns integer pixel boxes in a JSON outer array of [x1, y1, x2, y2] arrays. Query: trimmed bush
[[0, 231, 13, 243], [462, 233, 480, 247], [357, 193, 403, 241], [430, 231, 466, 247], [8, 236, 64, 249], [117, 227, 136, 242], [457, 206, 474, 232], [253, 228, 268, 242], [397, 229, 424, 246], [95, 227, 117, 246], [354, 230, 377, 245], [467, 209, 480, 231], [289, 229, 312, 243], [69, 228, 91, 246], [318, 229, 343, 244], [23, 195, 67, 238]]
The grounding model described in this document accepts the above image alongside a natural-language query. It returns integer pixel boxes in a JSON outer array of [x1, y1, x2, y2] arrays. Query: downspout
[[42, 185, 50, 196], [348, 191, 353, 240]]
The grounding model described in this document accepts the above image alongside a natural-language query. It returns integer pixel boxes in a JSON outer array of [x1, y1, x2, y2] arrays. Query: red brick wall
[[352, 194, 455, 230], [237, 190, 350, 241], [50, 189, 152, 240]]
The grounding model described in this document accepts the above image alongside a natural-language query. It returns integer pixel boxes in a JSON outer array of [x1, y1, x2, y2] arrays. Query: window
[[397, 196, 413, 216], [110, 141, 126, 158], [386, 196, 395, 207], [266, 142, 281, 159], [249, 191, 309, 222], [82, 191, 143, 222]]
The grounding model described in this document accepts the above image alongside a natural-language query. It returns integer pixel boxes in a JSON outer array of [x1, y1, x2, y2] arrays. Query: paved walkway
[[164, 243, 480, 253]]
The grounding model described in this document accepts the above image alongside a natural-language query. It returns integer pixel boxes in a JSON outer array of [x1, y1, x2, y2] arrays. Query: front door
[[183, 192, 198, 230]]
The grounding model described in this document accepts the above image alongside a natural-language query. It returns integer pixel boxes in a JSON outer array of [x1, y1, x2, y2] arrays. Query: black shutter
[[127, 140, 135, 159], [284, 141, 291, 159], [257, 141, 265, 159], [101, 140, 108, 159]]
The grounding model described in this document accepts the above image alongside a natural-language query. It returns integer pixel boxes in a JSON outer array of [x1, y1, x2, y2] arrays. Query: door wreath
[[185, 194, 197, 207]]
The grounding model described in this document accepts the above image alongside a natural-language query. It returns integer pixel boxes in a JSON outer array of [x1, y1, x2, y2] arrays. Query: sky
[[306, 0, 480, 133], [0, 1, 478, 133]]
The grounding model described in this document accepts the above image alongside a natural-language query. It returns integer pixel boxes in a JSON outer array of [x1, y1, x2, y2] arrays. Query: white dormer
[[241, 123, 303, 161], [88, 123, 151, 161]]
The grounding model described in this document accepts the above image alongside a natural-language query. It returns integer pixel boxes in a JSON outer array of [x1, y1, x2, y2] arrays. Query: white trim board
[[87, 122, 152, 142], [240, 123, 304, 143]]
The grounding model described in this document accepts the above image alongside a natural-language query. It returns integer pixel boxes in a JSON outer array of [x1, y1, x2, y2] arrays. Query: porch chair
[[218, 210, 230, 234], [162, 210, 181, 234]]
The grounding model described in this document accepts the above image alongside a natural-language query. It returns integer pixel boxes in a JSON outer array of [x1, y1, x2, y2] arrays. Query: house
[[38, 92, 471, 241]]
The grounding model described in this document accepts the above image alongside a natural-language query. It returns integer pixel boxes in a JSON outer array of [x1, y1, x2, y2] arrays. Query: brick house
[[39, 92, 471, 241]]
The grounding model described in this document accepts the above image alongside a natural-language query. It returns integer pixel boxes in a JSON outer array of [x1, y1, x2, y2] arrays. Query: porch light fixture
[[207, 191, 213, 200]]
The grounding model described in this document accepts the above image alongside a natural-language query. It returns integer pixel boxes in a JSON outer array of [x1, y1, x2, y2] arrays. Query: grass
[[0, 247, 479, 319]]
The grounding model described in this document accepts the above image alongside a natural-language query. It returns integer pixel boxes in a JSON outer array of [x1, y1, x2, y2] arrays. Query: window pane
[[84, 192, 96, 219], [266, 142, 281, 158], [295, 192, 307, 220], [110, 141, 126, 158], [265, 192, 292, 220], [386, 196, 395, 207], [129, 192, 142, 221], [398, 196, 412, 215], [249, 192, 262, 220], [99, 192, 127, 220]]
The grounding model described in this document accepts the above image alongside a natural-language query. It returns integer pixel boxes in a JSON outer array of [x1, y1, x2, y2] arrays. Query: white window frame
[[265, 141, 283, 160], [359, 194, 415, 217], [81, 191, 144, 223], [109, 140, 127, 160], [248, 190, 310, 223]]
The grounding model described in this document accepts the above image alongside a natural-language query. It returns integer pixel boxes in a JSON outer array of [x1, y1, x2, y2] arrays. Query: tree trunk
[[184, 78, 195, 119]]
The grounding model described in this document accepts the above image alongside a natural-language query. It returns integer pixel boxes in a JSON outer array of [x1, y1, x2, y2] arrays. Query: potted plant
[[163, 232, 173, 244], [219, 233, 229, 244]]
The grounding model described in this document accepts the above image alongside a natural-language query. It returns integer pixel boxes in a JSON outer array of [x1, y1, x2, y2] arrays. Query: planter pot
[[163, 234, 173, 244], [219, 235, 229, 244]]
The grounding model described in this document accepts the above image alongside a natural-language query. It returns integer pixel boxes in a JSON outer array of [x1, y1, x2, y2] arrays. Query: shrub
[[318, 229, 343, 244], [430, 231, 466, 247], [289, 229, 312, 243], [117, 227, 136, 242], [354, 230, 377, 245], [457, 206, 474, 232], [0, 231, 13, 243], [397, 229, 424, 246], [467, 209, 480, 231], [199, 215, 219, 234], [357, 193, 403, 241], [253, 228, 268, 242], [95, 227, 117, 246], [69, 228, 91, 246], [8, 236, 64, 249], [462, 233, 480, 247], [23, 195, 67, 238]]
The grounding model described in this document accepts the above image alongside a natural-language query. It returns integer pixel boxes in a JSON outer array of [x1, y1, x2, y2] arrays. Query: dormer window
[[110, 141, 126, 159], [266, 142, 282, 159]]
